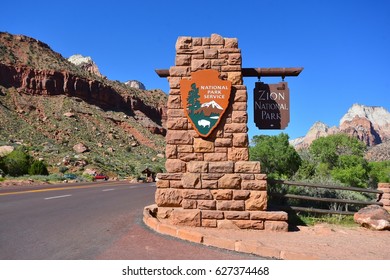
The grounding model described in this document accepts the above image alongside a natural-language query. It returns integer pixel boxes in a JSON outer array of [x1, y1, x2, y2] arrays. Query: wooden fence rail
[[268, 179, 384, 215]]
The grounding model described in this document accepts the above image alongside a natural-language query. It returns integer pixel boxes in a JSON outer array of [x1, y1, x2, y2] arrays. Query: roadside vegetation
[[0, 146, 48, 177], [250, 133, 390, 226]]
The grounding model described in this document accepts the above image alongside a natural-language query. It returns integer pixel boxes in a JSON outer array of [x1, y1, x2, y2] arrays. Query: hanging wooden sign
[[254, 81, 290, 129], [180, 69, 232, 138]]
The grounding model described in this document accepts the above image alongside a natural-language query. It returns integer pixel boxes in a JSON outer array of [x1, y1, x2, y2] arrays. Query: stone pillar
[[155, 34, 288, 231], [378, 183, 390, 212]]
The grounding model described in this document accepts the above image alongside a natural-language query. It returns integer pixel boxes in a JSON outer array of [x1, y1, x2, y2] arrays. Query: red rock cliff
[[0, 63, 166, 134]]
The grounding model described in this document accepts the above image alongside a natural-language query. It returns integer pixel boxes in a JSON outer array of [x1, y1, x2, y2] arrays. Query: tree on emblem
[[187, 83, 200, 115]]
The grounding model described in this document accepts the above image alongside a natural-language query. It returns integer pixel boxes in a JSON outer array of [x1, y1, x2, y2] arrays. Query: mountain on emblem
[[195, 101, 223, 116], [180, 69, 232, 138]]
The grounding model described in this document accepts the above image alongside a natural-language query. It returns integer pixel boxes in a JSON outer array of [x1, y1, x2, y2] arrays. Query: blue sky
[[1, 0, 389, 141]]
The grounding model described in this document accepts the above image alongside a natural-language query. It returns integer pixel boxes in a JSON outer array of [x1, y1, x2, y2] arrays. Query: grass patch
[[288, 212, 357, 230]]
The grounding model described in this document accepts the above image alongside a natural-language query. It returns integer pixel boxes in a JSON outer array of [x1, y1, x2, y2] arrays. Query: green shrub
[[28, 160, 49, 175], [250, 133, 302, 178], [2, 149, 31, 176], [369, 161, 390, 184]]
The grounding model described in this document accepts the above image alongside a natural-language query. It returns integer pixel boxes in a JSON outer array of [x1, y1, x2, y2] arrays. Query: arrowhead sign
[[180, 70, 232, 138]]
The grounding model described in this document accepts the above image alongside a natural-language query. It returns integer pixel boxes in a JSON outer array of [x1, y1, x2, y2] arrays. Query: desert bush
[[2, 148, 31, 176], [28, 160, 49, 175]]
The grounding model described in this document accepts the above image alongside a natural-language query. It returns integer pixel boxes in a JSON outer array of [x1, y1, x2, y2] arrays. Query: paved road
[[0, 181, 263, 260]]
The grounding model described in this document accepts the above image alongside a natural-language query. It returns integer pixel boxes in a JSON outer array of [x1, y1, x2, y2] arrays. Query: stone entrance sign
[[254, 81, 290, 129], [150, 34, 288, 232], [181, 69, 232, 138]]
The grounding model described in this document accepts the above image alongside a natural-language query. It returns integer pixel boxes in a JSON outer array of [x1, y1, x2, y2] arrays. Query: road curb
[[143, 204, 319, 260]]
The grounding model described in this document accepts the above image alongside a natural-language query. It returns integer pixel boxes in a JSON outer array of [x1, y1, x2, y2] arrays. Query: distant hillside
[[290, 104, 390, 161], [0, 32, 168, 177]]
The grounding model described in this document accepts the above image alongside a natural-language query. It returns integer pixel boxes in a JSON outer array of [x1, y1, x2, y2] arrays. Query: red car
[[94, 174, 109, 181]]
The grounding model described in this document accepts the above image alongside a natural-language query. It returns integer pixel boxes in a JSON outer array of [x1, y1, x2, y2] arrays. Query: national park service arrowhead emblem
[[181, 69, 232, 138]]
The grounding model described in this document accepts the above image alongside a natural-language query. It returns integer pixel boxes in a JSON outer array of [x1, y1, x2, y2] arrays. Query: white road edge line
[[44, 194, 72, 200], [102, 189, 115, 192]]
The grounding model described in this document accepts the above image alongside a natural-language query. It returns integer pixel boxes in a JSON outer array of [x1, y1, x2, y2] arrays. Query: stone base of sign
[[155, 162, 288, 231], [378, 183, 390, 212], [143, 205, 310, 260]]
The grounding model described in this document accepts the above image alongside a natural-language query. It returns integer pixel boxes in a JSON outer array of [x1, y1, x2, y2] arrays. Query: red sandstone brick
[[169, 180, 183, 189], [240, 174, 255, 180], [215, 138, 232, 147], [178, 152, 203, 162], [235, 241, 280, 259], [224, 38, 238, 48], [225, 211, 250, 220], [264, 221, 289, 232], [250, 211, 288, 221], [166, 130, 193, 145], [228, 53, 242, 65], [204, 153, 227, 161], [201, 180, 218, 189], [233, 89, 247, 102], [171, 209, 201, 227], [175, 55, 191, 66], [183, 189, 213, 200], [167, 94, 182, 109], [217, 200, 245, 211], [235, 161, 260, 173], [201, 219, 218, 228], [197, 200, 216, 210], [176, 36, 192, 50], [228, 147, 249, 161], [209, 161, 234, 173], [201, 173, 224, 180], [241, 180, 267, 190], [221, 65, 241, 72], [157, 223, 178, 236], [156, 180, 169, 188], [165, 144, 177, 159], [169, 66, 190, 77], [167, 119, 188, 130], [212, 189, 233, 200], [143, 216, 158, 231], [233, 190, 250, 200], [210, 34, 224, 45], [157, 173, 182, 180], [177, 229, 203, 243], [203, 236, 236, 250], [177, 145, 193, 153], [231, 220, 252, 229], [182, 199, 197, 209], [201, 210, 224, 219], [204, 49, 218, 59], [181, 173, 201, 189], [187, 161, 208, 173]]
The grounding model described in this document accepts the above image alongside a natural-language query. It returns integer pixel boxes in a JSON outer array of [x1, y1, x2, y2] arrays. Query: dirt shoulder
[[194, 223, 390, 260]]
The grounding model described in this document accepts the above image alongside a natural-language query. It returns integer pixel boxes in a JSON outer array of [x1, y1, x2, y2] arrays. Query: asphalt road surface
[[0, 181, 263, 260]]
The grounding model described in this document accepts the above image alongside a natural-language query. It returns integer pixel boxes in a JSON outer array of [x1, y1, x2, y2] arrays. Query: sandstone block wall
[[155, 34, 288, 231], [378, 183, 390, 212]]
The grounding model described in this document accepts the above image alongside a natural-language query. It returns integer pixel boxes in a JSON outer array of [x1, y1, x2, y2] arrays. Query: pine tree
[[187, 83, 200, 115]]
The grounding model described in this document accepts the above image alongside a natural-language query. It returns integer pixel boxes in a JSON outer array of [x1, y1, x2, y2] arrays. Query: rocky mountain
[[291, 104, 390, 153], [365, 141, 390, 162], [194, 101, 223, 116], [0, 32, 168, 177], [125, 80, 146, 90], [68, 54, 104, 78]]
